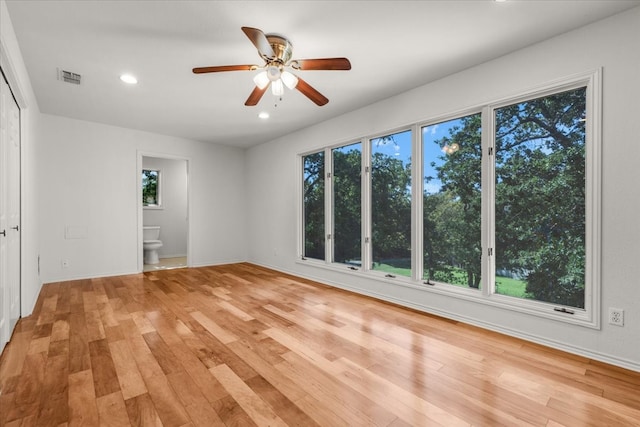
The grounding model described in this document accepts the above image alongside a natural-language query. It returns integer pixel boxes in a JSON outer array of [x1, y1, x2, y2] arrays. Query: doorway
[[138, 153, 189, 272], [0, 70, 21, 352]]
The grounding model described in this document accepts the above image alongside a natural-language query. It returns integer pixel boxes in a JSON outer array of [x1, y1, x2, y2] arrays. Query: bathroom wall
[[37, 113, 247, 282], [142, 156, 188, 259]]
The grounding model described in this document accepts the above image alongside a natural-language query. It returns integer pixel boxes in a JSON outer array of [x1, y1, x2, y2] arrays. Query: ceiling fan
[[193, 27, 351, 106]]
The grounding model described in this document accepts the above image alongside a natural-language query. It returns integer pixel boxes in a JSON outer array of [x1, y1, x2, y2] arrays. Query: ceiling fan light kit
[[193, 27, 351, 107]]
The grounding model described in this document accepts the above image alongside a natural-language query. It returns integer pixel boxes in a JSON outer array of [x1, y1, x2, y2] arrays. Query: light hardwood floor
[[1, 263, 639, 426]]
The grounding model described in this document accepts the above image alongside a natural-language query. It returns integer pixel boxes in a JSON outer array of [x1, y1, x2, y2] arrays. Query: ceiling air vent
[[58, 69, 81, 85]]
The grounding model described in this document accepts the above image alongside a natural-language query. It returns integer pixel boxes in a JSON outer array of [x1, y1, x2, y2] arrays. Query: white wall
[[246, 7, 640, 370], [38, 113, 246, 282], [142, 156, 188, 258], [1, 0, 42, 316]]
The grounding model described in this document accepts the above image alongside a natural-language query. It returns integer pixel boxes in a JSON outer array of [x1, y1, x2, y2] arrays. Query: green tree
[[142, 170, 159, 205], [303, 152, 325, 260], [333, 148, 362, 263], [425, 113, 482, 287], [371, 150, 412, 267], [494, 88, 586, 307]]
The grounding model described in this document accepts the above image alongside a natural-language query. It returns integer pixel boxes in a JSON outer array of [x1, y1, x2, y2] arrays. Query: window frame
[[330, 141, 364, 268], [418, 109, 484, 289], [300, 150, 327, 261], [482, 72, 601, 327], [142, 168, 163, 209], [367, 127, 415, 280], [297, 69, 601, 328]]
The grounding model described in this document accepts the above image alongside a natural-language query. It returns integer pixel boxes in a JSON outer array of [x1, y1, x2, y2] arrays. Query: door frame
[[136, 150, 191, 272]]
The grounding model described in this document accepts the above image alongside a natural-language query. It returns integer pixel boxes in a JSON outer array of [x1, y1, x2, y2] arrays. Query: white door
[[0, 72, 21, 352], [6, 76, 20, 334], [0, 73, 8, 351]]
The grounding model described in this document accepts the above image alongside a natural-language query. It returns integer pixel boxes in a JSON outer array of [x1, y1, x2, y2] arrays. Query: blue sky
[[368, 121, 464, 195], [333, 119, 468, 195]]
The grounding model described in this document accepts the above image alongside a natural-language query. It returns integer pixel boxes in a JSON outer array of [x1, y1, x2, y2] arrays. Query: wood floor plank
[[276, 352, 397, 427], [217, 300, 255, 321], [332, 355, 471, 427], [226, 340, 307, 403], [130, 311, 156, 335], [85, 309, 106, 342], [166, 371, 226, 427], [13, 352, 46, 407], [190, 311, 238, 345], [68, 370, 99, 427], [35, 353, 69, 426], [244, 374, 322, 427], [125, 334, 166, 381], [96, 391, 132, 427], [109, 339, 148, 400], [50, 313, 70, 342], [0, 329, 33, 383], [68, 312, 91, 374], [124, 393, 163, 427], [143, 375, 191, 427], [211, 394, 258, 427], [88, 339, 121, 398], [210, 363, 288, 427], [36, 294, 58, 326], [1, 263, 639, 427]]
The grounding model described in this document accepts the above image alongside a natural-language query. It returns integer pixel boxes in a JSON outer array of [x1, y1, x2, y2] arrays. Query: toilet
[[143, 226, 163, 264]]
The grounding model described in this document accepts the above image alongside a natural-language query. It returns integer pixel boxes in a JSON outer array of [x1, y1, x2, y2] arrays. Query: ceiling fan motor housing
[[265, 34, 293, 64]]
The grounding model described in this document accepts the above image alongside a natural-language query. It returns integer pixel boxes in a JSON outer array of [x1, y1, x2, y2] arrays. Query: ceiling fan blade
[[193, 65, 255, 74], [245, 85, 268, 106], [241, 27, 275, 60], [292, 58, 351, 71], [296, 77, 329, 106]]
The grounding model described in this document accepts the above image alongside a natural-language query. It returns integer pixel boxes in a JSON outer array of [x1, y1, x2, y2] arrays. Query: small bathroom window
[[142, 169, 162, 209]]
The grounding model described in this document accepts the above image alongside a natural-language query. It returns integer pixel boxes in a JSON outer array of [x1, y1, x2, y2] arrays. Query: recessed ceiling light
[[495, 0, 507, 2], [120, 74, 138, 84], [258, 112, 270, 119]]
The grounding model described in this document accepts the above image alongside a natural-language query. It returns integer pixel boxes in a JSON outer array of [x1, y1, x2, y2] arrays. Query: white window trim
[[297, 69, 601, 329], [483, 70, 601, 328]]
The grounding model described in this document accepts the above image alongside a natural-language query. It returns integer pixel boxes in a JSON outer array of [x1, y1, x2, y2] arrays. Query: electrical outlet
[[609, 308, 624, 326], [62, 259, 70, 268]]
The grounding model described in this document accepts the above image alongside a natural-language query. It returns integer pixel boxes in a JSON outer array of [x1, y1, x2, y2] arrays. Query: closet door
[[0, 73, 8, 351], [6, 76, 20, 333], [0, 72, 21, 352]]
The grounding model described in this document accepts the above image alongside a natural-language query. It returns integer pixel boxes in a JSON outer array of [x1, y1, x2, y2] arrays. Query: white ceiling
[[6, 0, 640, 148]]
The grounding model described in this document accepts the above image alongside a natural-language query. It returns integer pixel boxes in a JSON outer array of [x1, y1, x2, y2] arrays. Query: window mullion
[[325, 147, 333, 264], [482, 106, 495, 297], [362, 137, 372, 271], [412, 124, 423, 282]]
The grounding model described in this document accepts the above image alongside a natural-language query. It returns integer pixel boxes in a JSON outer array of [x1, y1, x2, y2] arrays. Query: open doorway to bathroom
[[138, 154, 189, 272]]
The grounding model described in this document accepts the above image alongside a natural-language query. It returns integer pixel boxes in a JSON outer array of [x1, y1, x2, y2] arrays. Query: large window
[[299, 72, 599, 326], [332, 143, 362, 266], [422, 114, 482, 287], [302, 151, 325, 260], [494, 87, 587, 308], [370, 130, 412, 277]]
